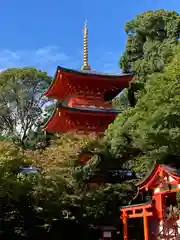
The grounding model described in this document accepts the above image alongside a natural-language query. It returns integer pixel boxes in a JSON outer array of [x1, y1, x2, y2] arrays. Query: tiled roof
[[57, 65, 133, 78]]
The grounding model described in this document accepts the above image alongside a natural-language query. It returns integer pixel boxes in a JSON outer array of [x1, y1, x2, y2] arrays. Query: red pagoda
[[43, 21, 133, 135], [121, 164, 180, 240]]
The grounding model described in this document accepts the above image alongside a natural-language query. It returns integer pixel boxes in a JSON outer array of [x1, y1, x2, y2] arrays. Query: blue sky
[[0, 0, 180, 75]]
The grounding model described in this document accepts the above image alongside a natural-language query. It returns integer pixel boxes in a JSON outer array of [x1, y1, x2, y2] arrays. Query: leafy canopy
[[120, 10, 180, 106], [0, 67, 52, 147], [107, 44, 180, 174], [121, 9, 180, 75], [105, 10, 180, 175]]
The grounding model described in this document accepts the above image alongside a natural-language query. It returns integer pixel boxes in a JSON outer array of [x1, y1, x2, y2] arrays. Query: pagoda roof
[[43, 103, 119, 133], [56, 65, 132, 78], [44, 66, 133, 100], [137, 163, 180, 190]]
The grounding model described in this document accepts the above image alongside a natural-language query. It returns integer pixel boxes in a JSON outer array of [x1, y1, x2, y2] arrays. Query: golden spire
[[81, 19, 91, 71]]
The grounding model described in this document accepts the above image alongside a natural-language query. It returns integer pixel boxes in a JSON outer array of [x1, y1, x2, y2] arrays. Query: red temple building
[[43, 22, 133, 135], [121, 164, 180, 240]]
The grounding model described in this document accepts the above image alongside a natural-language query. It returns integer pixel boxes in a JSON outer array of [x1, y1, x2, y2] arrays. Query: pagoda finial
[[81, 19, 91, 71]]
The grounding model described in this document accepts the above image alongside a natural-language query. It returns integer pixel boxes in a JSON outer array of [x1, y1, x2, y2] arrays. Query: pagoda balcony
[[68, 105, 121, 113], [67, 97, 113, 109], [57, 102, 121, 114]]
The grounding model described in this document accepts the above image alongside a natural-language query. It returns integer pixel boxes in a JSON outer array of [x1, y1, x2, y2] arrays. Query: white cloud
[[0, 46, 72, 75], [0, 46, 122, 75], [35, 46, 70, 64]]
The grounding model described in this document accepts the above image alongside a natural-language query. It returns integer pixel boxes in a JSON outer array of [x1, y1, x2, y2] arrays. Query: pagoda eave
[[137, 164, 180, 191], [43, 105, 118, 134], [56, 65, 133, 79], [58, 103, 121, 115], [44, 66, 133, 100]]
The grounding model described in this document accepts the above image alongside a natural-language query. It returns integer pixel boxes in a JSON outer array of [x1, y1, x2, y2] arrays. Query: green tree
[[26, 134, 102, 220], [112, 89, 130, 110], [0, 67, 52, 148], [25, 132, 135, 228], [107, 44, 180, 175], [0, 139, 71, 237], [105, 10, 180, 176], [0, 140, 38, 237], [120, 10, 180, 106]]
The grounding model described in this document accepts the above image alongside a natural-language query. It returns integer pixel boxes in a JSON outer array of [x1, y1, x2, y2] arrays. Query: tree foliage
[[0, 67, 52, 147], [107, 44, 180, 175], [0, 141, 39, 238], [104, 10, 180, 176], [120, 10, 180, 105], [25, 134, 102, 219], [24, 133, 135, 227], [112, 89, 130, 110]]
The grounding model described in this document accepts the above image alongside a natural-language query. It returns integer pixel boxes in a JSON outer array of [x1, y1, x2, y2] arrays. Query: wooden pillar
[[143, 215, 149, 240], [122, 213, 128, 240]]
